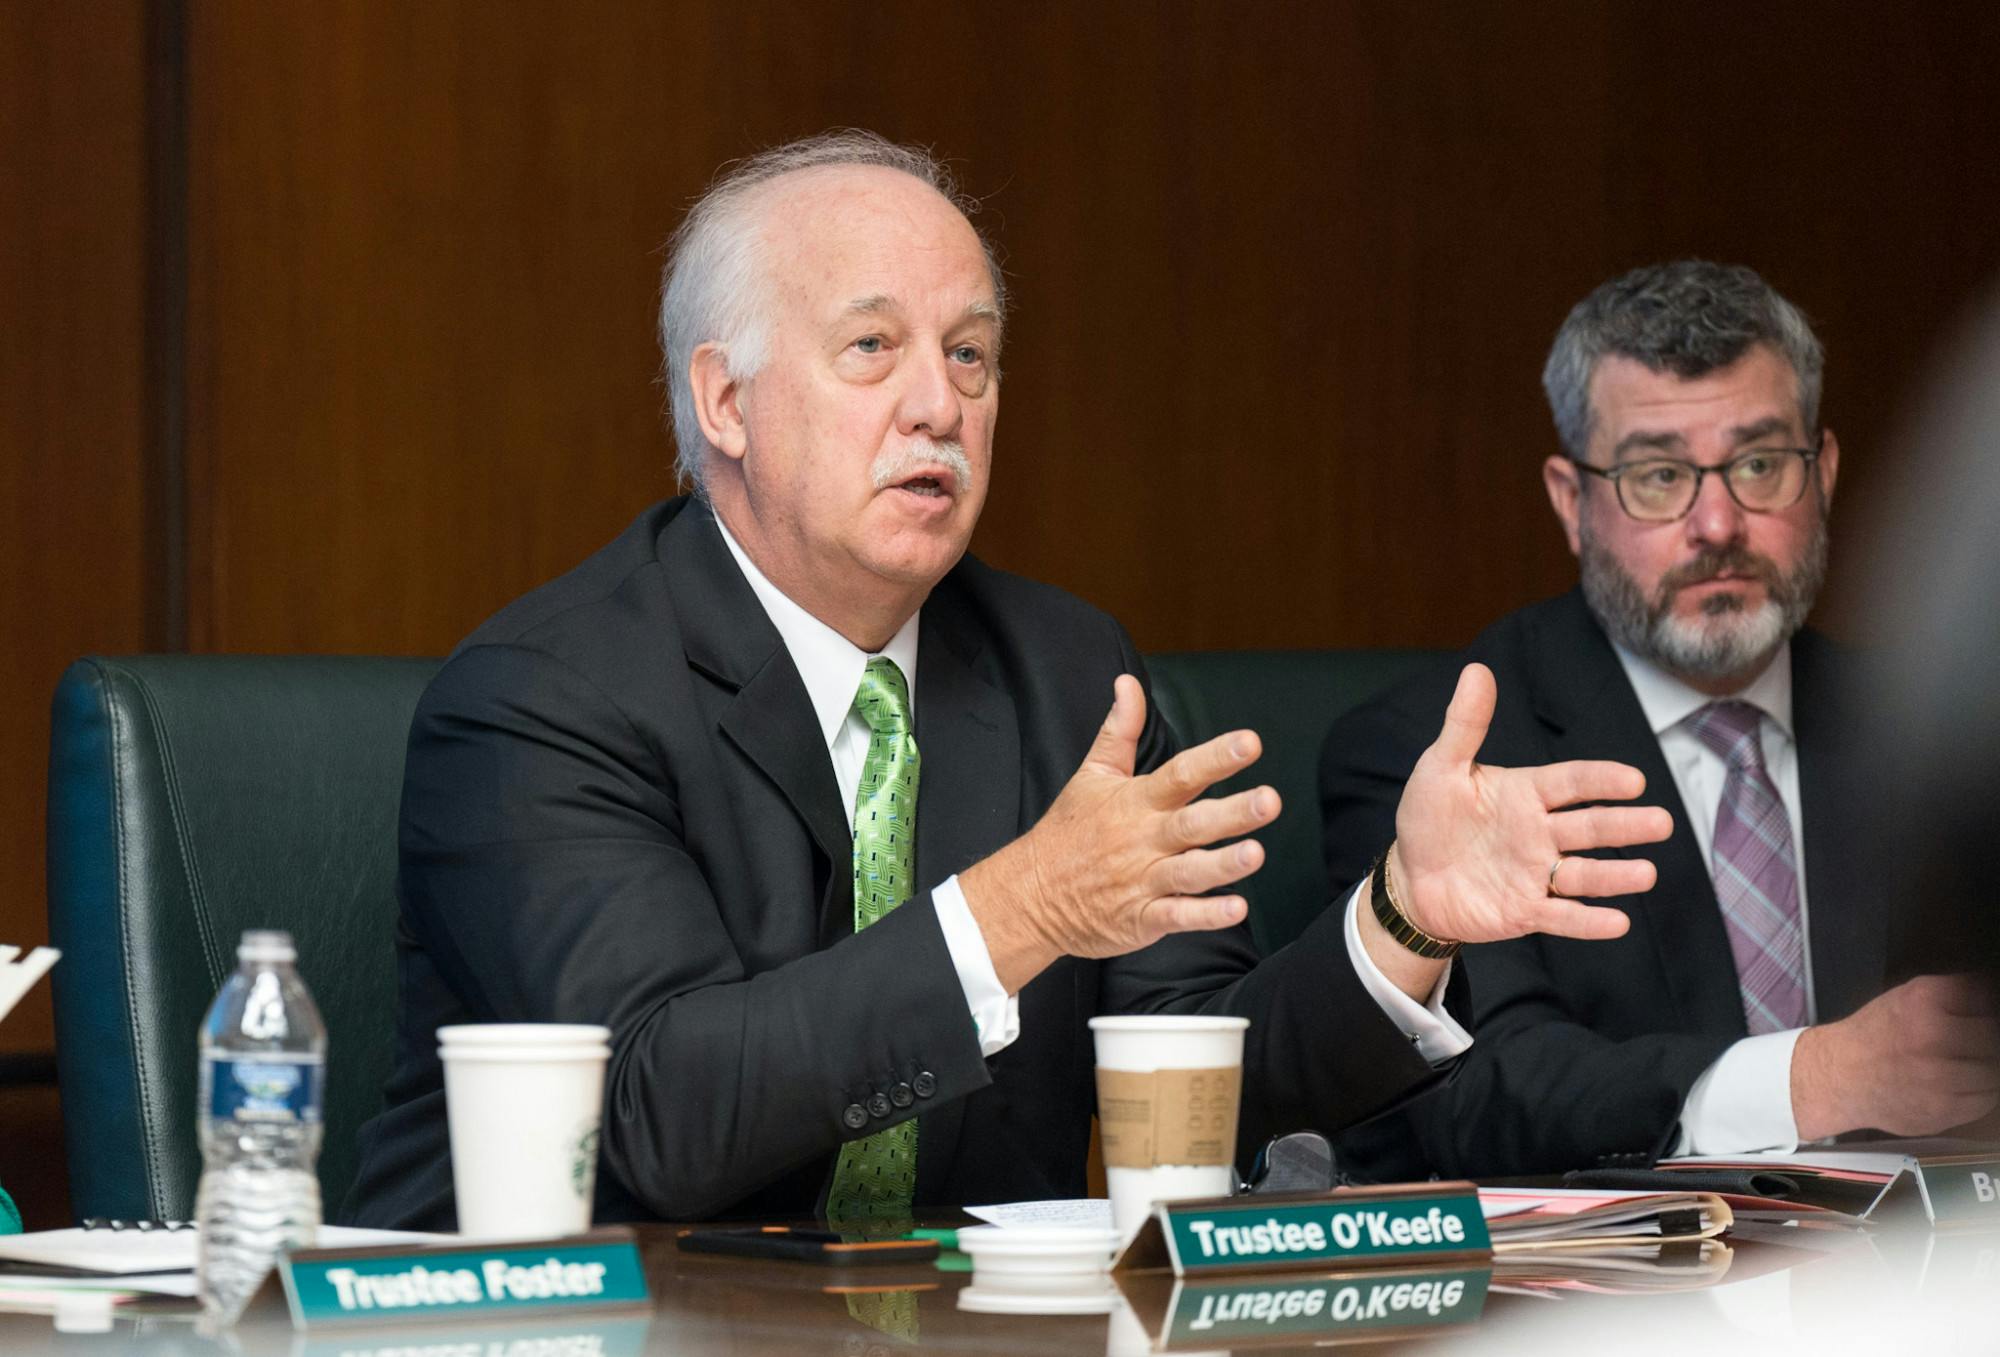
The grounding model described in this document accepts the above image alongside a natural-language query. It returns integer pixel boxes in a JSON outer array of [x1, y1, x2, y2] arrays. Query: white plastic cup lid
[[437, 1044, 610, 1064], [1086, 1015, 1249, 1033], [437, 1023, 611, 1045], [955, 1225, 1122, 1254]]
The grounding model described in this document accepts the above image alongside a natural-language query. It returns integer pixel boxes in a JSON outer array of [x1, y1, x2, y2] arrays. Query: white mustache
[[871, 439, 974, 494]]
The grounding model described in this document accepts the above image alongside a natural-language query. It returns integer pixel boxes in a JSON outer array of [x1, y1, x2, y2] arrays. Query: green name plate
[[1117, 1183, 1492, 1277], [1165, 1266, 1490, 1345], [280, 1228, 650, 1328], [1914, 1156, 2000, 1229]]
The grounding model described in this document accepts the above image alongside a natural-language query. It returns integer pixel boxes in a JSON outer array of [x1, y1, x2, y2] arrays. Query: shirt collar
[[1610, 636, 1795, 742], [713, 513, 920, 751]]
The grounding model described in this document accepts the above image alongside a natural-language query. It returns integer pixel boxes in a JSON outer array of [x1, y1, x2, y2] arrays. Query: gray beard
[[1579, 513, 1829, 684]]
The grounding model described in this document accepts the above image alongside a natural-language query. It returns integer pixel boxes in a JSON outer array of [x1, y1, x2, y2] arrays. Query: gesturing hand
[[961, 674, 1277, 992], [1391, 664, 1672, 946]]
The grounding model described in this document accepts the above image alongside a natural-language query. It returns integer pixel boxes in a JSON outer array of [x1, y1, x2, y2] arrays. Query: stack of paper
[[1479, 1187, 1734, 1249], [0, 1226, 447, 1314]]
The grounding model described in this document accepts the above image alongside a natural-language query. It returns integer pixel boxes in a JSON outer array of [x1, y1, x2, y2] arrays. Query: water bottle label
[[206, 1056, 324, 1123]]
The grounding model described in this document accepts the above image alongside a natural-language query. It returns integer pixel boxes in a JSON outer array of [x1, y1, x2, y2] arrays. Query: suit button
[[912, 1071, 937, 1099], [867, 1092, 892, 1119], [889, 1082, 915, 1109], [842, 1103, 869, 1130]]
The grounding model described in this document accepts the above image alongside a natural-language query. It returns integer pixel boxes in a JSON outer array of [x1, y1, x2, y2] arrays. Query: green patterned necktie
[[826, 656, 921, 1223]]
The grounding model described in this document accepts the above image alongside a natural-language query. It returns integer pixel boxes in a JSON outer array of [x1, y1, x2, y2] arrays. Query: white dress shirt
[[1609, 642, 1811, 1154], [1342, 877, 1474, 1064], [716, 519, 1021, 1057], [716, 515, 1466, 1066]]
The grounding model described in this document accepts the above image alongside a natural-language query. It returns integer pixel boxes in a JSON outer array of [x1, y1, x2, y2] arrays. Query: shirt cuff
[[933, 874, 1021, 1058], [1672, 1029, 1805, 1156], [1343, 879, 1473, 1065]]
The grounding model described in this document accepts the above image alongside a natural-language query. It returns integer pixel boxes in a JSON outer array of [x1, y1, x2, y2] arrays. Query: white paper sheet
[[1664, 1150, 1913, 1178], [0, 1272, 200, 1298], [964, 1199, 1116, 1230], [0, 1225, 446, 1276], [1478, 1196, 1546, 1220]]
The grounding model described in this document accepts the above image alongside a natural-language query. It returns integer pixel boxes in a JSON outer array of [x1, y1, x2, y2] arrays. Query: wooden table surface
[[0, 1217, 1993, 1355]]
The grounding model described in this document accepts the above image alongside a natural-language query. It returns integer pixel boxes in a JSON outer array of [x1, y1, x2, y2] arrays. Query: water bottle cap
[[237, 930, 297, 963]]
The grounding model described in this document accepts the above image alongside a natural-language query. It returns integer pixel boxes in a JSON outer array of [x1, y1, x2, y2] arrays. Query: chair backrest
[[47, 655, 439, 1222], [1146, 649, 1440, 955]]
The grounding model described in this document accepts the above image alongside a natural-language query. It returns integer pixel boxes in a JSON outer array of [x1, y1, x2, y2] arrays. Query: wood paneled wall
[[174, 0, 2000, 661], [0, 0, 148, 1226], [2, 1, 151, 1058], [7, 1, 2000, 1060]]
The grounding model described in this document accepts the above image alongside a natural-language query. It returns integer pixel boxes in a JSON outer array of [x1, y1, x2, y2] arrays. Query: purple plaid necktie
[[1686, 701, 1807, 1034]]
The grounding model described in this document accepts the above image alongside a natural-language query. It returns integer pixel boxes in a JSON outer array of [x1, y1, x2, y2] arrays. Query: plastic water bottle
[[195, 929, 326, 1324]]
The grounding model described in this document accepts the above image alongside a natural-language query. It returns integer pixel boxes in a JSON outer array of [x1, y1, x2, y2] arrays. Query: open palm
[[1391, 664, 1671, 946]]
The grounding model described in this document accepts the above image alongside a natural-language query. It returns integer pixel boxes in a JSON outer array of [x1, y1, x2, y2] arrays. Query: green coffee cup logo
[[571, 1123, 601, 1200]]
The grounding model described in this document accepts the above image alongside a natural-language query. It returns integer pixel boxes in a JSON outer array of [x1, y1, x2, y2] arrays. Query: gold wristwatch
[[1370, 845, 1462, 960]]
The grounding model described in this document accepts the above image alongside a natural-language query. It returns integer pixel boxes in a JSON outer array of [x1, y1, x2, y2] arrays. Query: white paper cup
[[1089, 1015, 1247, 1241], [438, 1023, 611, 1239]]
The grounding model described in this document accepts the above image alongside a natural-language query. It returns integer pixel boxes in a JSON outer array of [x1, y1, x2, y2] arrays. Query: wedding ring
[[1546, 855, 1566, 896]]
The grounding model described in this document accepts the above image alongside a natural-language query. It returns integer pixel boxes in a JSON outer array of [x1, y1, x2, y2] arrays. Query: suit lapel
[[1528, 594, 1747, 1037], [910, 589, 1021, 1205], [666, 508, 852, 937], [1792, 632, 1883, 1020]]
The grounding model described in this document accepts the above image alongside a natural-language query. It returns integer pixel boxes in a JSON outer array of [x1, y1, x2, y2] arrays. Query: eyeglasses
[[1570, 447, 1822, 522]]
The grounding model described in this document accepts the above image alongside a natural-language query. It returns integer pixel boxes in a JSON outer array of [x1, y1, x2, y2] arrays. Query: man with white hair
[[1320, 261, 2000, 1179], [347, 134, 1671, 1229]]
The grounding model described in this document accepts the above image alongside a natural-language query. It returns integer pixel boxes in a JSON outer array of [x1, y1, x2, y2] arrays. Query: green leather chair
[[46, 656, 439, 1223], [1148, 650, 1440, 955]]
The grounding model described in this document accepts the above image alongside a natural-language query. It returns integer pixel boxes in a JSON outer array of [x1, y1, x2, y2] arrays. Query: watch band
[[1370, 845, 1463, 960]]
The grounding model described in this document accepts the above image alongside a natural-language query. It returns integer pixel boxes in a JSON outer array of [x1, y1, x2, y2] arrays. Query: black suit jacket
[[1317, 589, 1883, 1178], [346, 498, 1446, 1228]]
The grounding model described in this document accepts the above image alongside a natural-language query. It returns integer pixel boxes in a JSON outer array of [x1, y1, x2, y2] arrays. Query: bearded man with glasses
[[1318, 260, 1998, 1180]]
